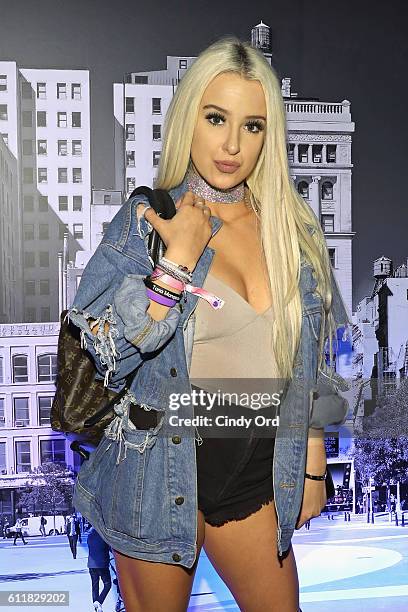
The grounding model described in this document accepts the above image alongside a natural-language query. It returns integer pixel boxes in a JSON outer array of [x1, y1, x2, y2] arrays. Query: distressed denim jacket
[[67, 175, 351, 568]]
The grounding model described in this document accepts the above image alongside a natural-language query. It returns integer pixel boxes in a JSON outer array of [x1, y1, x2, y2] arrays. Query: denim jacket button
[[172, 553, 181, 562], [170, 367, 178, 377], [175, 496, 184, 505], [172, 435, 182, 444]]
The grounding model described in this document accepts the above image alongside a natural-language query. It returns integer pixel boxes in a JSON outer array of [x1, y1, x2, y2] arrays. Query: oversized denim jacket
[[67, 175, 351, 568]]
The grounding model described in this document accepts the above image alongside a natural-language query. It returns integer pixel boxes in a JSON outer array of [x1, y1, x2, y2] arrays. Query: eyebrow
[[202, 104, 266, 121]]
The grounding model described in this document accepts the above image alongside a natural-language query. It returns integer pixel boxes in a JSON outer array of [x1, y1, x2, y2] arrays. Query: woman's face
[[190, 71, 267, 191]]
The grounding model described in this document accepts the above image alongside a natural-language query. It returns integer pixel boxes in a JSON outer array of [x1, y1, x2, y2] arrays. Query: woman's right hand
[[140, 190, 213, 271]]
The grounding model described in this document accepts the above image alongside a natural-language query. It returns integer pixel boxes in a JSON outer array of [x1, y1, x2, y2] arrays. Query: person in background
[[66, 512, 82, 559], [13, 515, 27, 545], [87, 526, 112, 612], [39, 514, 47, 537]]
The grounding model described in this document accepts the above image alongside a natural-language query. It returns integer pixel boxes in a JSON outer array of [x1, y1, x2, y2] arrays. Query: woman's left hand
[[295, 434, 327, 529]]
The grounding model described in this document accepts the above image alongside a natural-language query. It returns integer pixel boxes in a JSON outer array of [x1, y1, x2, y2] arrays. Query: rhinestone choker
[[186, 161, 247, 204]]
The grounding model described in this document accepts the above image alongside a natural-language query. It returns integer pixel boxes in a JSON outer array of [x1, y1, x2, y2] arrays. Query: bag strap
[[129, 186, 176, 267]]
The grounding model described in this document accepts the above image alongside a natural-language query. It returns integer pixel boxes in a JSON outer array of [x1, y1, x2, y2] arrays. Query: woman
[[67, 37, 350, 611]]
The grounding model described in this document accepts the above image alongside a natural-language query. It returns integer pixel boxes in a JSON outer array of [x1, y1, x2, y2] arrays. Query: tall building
[[0, 62, 91, 324], [0, 64, 24, 323], [113, 56, 195, 195], [0, 134, 23, 323]]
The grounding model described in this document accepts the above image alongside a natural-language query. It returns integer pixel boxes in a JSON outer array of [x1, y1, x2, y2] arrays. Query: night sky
[[1, 0, 407, 310]]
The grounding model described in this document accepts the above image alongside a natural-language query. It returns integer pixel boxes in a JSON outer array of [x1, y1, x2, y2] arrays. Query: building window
[[103, 194, 111, 205], [58, 168, 68, 183], [328, 248, 336, 268], [125, 97, 134, 113], [39, 279, 50, 295], [297, 181, 309, 199], [0, 104, 8, 121], [25, 280, 35, 295], [58, 195, 68, 211], [72, 112, 81, 128], [37, 354, 57, 382], [0, 75, 7, 91], [39, 252, 49, 267], [23, 167, 34, 184], [23, 139, 33, 155], [126, 150, 135, 167], [152, 124, 161, 140], [24, 224, 34, 240], [0, 398, 5, 428], [15, 440, 31, 473], [59, 223, 69, 239], [287, 144, 295, 163], [37, 139, 47, 155], [40, 307, 50, 322], [37, 82, 46, 99], [71, 83, 81, 100], [39, 223, 49, 240], [38, 396, 52, 425], [38, 167, 47, 183], [40, 439, 66, 466], [58, 140, 68, 156], [24, 252, 35, 268], [326, 145, 337, 163], [312, 144, 323, 163], [126, 177, 136, 194], [179, 59, 187, 69], [39, 195, 48, 211], [73, 195, 82, 211], [321, 181, 334, 200], [125, 124, 135, 140], [57, 82, 67, 99], [73, 223, 83, 239], [14, 398, 30, 427], [23, 196, 34, 212], [0, 357, 3, 384], [22, 111, 32, 127], [153, 151, 161, 167], [72, 140, 82, 156], [57, 112, 67, 127], [0, 441, 5, 474], [21, 82, 32, 99], [321, 214, 334, 233], [25, 307, 36, 322], [37, 111, 47, 127], [298, 144, 308, 163], [152, 98, 161, 114], [102, 222, 110, 235], [133, 75, 148, 84], [12, 355, 28, 383], [72, 167, 82, 183]]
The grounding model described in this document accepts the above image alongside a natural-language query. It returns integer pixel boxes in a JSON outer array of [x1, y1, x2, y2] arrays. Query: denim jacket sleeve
[[66, 202, 181, 392], [309, 265, 353, 430]]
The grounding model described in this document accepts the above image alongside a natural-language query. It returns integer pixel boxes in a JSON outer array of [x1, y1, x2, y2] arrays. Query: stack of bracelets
[[143, 255, 225, 310]]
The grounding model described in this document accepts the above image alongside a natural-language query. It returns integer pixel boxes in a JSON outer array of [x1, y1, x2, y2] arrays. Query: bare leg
[[203, 500, 299, 611], [112, 509, 206, 612]]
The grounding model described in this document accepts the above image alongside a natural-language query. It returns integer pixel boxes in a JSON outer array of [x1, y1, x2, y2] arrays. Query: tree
[[351, 378, 408, 501], [17, 462, 74, 533]]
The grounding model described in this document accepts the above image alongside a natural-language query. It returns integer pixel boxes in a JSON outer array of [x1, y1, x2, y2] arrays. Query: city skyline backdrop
[[0, 0, 406, 310]]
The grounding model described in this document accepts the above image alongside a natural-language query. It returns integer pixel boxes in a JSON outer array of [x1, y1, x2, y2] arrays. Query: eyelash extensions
[[205, 111, 264, 133]]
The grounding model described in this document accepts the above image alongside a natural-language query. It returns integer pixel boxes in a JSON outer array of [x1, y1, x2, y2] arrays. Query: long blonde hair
[[156, 36, 337, 380]]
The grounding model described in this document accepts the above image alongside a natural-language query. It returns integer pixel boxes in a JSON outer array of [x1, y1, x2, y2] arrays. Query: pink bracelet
[[151, 269, 225, 310]]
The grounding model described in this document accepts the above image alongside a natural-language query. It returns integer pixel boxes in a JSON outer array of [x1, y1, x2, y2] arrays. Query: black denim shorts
[[193, 388, 276, 527]]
